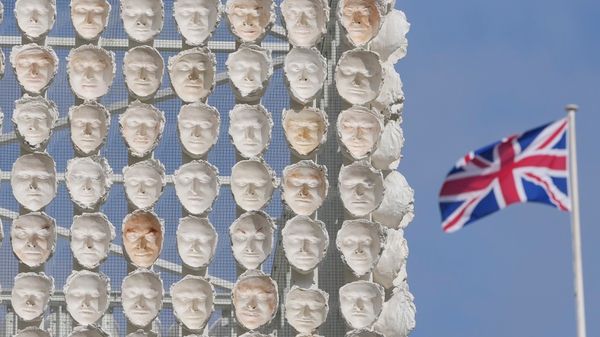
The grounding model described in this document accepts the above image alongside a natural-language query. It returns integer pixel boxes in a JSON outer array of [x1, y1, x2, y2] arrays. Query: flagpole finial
[[565, 104, 579, 113]]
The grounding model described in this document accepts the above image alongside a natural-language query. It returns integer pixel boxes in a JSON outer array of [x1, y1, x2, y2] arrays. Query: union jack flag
[[439, 118, 571, 233]]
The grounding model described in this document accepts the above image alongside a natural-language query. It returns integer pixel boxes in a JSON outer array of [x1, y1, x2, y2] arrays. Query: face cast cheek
[[121, 271, 163, 327], [174, 0, 220, 45], [226, 0, 273, 42], [69, 103, 109, 155], [120, 0, 164, 42], [11, 213, 56, 267], [228, 104, 272, 158], [173, 161, 220, 215], [335, 51, 383, 105], [178, 103, 220, 157], [12, 273, 54, 321], [176, 216, 218, 268], [15, 0, 56, 39], [122, 211, 164, 268], [339, 282, 384, 329], [71, 0, 111, 40], [233, 274, 278, 330], [230, 212, 274, 270], [171, 276, 214, 330], [123, 46, 164, 99], [11, 153, 57, 212]]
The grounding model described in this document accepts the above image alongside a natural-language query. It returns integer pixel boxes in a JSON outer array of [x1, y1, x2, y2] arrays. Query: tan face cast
[[15, 0, 56, 39], [65, 157, 112, 210], [337, 106, 383, 160], [120, 0, 164, 42], [282, 107, 327, 156], [13, 95, 58, 151], [169, 48, 216, 103], [12, 272, 54, 321], [11, 212, 56, 267], [176, 216, 218, 269], [71, 213, 115, 269], [335, 50, 383, 105], [69, 102, 110, 155], [68, 45, 115, 100], [123, 46, 164, 99], [64, 271, 110, 325], [339, 281, 384, 329], [121, 270, 163, 327], [173, 160, 220, 215], [282, 215, 328, 273], [171, 276, 215, 330], [11, 44, 58, 94], [336, 220, 385, 277], [232, 272, 278, 330], [338, 162, 384, 217], [339, 0, 382, 46], [70, 0, 111, 40], [174, 0, 222, 45], [122, 211, 163, 268], [281, 0, 328, 47], [231, 160, 275, 211], [230, 211, 274, 270], [282, 161, 328, 216], [11, 153, 57, 211], [285, 287, 328, 333], [226, 0, 273, 43], [178, 102, 220, 157]]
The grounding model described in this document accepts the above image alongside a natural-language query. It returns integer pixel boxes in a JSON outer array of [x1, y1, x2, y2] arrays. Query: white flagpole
[[566, 104, 586, 337]]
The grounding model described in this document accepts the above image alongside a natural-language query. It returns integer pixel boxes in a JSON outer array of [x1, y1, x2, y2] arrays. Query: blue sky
[[397, 1, 599, 336]]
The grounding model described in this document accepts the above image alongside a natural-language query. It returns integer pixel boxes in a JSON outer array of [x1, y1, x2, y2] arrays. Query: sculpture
[[64, 270, 110, 325], [14, 327, 51, 337], [122, 210, 164, 268], [67, 44, 115, 100], [168, 47, 216, 102], [373, 228, 408, 289], [176, 215, 218, 269], [225, 0, 274, 43], [336, 219, 386, 277], [119, 101, 165, 157], [337, 106, 383, 160], [123, 46, 164, 100], [284, 47, 327, 104], [70, 0, 111, 40], [66, 156, 112, 210], [10, 44, 58, 94], [231, 159, 276, 211], [337, 0, 385, 46], [282, 107, 328, 157], [68, 326, 109, 337], [13, 95, 58, 151], [174, 0, 222, 45], [123, 159, 166, 210], [230, 211, 274, 270], [282, 160, 328, 216], [285, 286, 329, 334], [339, 281, 385, 329], [15, 0, 56, 40], [232, 270, 278, 330], [173, 160, 220, 215], [69, 101, 110, 155], [228, 104, 273, 158], [372, 284, 416, 337], [372, 171, 414, 229], [371, 119, 404, 170], [178, 102, 220, 158], [121, 269, 164, 327], [11, 212, 56, 267], [338, 161, 384, 217], [226, 44, 273, 101], [12, 272, 54, 321], [335, 49, 383, 105], [120, 0, 164, 42], [171, 275, 215, 331], [282, 215, 328, 273], [11, 152, 57, 211], [281, 0, 329, 47], [369, 9, 410, 64], [70, 212, 115, 269], [345, 329, 385, 337]]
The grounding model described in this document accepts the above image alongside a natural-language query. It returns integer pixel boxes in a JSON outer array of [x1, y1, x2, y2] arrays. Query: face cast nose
[[85, 11, 94, 24], [85, 236, 94, 249], [245, 184, 256, 196], [136, 123, 148, 136], [29, 177, 39, 190], [84, 122, 93, 135]]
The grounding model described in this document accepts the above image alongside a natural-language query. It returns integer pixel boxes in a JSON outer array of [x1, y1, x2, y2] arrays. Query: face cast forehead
[[71, 213, 115, 268], [337, 106, 383, 160], [338, 162, 384, 217], [282, 161, 328, 216], [11, 212, 56, 267], [71, 0, 111, 40], [119, 101, 165, 157], [338, 0, 383, 46], [231, 160, 275, 211], [169, 48, 216, 103], [336, 220, 385, 277], [15, 0, 56, 40], [11, 153, 57, 211], [230, 211, 274, 270], [228, 104, 273, 158], [66, 156, 112, 209], [282, 215, 328, 272], [64, 270, 110, 325], [226, 0, 274, 43], [335, 50, 383, 105], [178, 102, 220, 157], [226, 46, 273, 99], [120, 0, 164, 42], [15, 327, 51, 337], [122, 211, 163, 268], [174, 0, 222, 45], [69, 102, 110, 155], [285, 287, 329, 333], [173, 160, 220, 215], [123, 159, 166, 209], [13, 95, 58, 150], [339, 281, 384, 329], [68, 45, 116, 100], [281, 0, 329, 47], [11, 44, 58, 94], [123, 46, 164, 99], [170, 275, 215, 330], [284, 48, 327, 104], [283, 108, 328, 157], [177, 216, 218, 269], [12, 272, 54, 321], [233, 271, 278, 330], [121, 270, 164, 327]]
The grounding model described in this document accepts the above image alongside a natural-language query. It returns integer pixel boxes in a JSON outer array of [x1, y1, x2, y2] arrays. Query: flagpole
[[566, 104, 586, 337]]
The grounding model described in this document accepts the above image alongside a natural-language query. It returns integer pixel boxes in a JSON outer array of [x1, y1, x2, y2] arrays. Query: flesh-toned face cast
[[230, 211, 274, 270], [70, 0, 111, 40], [11, 212, 56, 267], [11, 44, 58, 94], [339, 281, 384, 329], [232, 271, 278, 330], [122, 211, 163, 268], [124, 46, 164, 99], [68, 326, 109, 337], [338, 162, 384, 217], [66, 156, 112, 210], [122, 270, 164, 327], [282, 108, 327, 157], [173, 160, 220, 215], [12, 272, 54, 321], [282, 160, 328, 216], [178, 102, 220, 157], [15, 0, 56, 40], [69, 102, 110, 155], [226, 45, 273, 100], [231, 160, 276, 211], [282, 215, 328, 273], [11, 153, 57, 211], [284, 48, 327, 104], [14, 327, 51, 337], [119, 101, 165, 157], [68, 45, 116, 100], [338, 0, 384, 46], [64, 271, 110, 325], [171, 275, 215, 330], [71, 213, 115, 269], [174, 0, 222, 45], [337, 106, 383, 160], [336, 220, 385, 277], [226, 0, 274, 43], [13, 95, 58, 151], [177, 216, 218, 269], [120, 0, 164, 42], [335, 50, 383, 105], [281, 0, 328, 47], [285, 287, 328, 334], [123, 159, 166, 209], [169, 48, 216, 103], [228, 104, 273, 158]]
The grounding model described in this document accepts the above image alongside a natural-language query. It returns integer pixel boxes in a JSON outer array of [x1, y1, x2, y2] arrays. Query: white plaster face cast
[[339, 281, 384, 329], [282, 215, 328, 273], [177, 216, 218, 269], [123, 159, 166, 209], [13, 95, 58, 151], [120, 0, 164, 42], [281, 0, 329, 47], [284, 48, 327, 104], [228, 104, 273, 158], [338, 0, 384, 46], [69, 102, 110, 155], [122, 211, 164, 268], [335, 50, 383, 105], [71, 213, 115, 269], [174, 160, 220, 215], [178, 102, 220, 157], [66, 156, 112, 210], [68, 45, 116, 100], [64, 271, 110, 325], [372, 285, 416, 337], [11, 153, 57, 211], [285, 287, 328, 333], [122, 270, 163, 327], [226, 45, 273, 100], [231, 160, 276, 211], [230, 211, 274, 270], [124, 46, 164, 99], [68, 326, 109, 337], [119, 101, 165, 157], [370, 9, 410, 64], [337, 106, 383, 160], [14, 327, 51, 337], [336, 220, 385, 277], [282, 160, 328, 216], [370, 119, 404, 170], [12, 272, 54, 321], [169, 48, 216, 103], [11, 44, 58, 94], [372, 171, 414, 230], [226, 0, 274, 43], [171, 275, 215, 331], [282, 107, 328, 157], [174, 0, 222, 45], [232, 271, 278, 330], [338, 162, 384, 217], [11, 212, 56, 267], [373, 228, 408, 289], [15, 0, 56, 40], [70, 0, 111, 40]]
